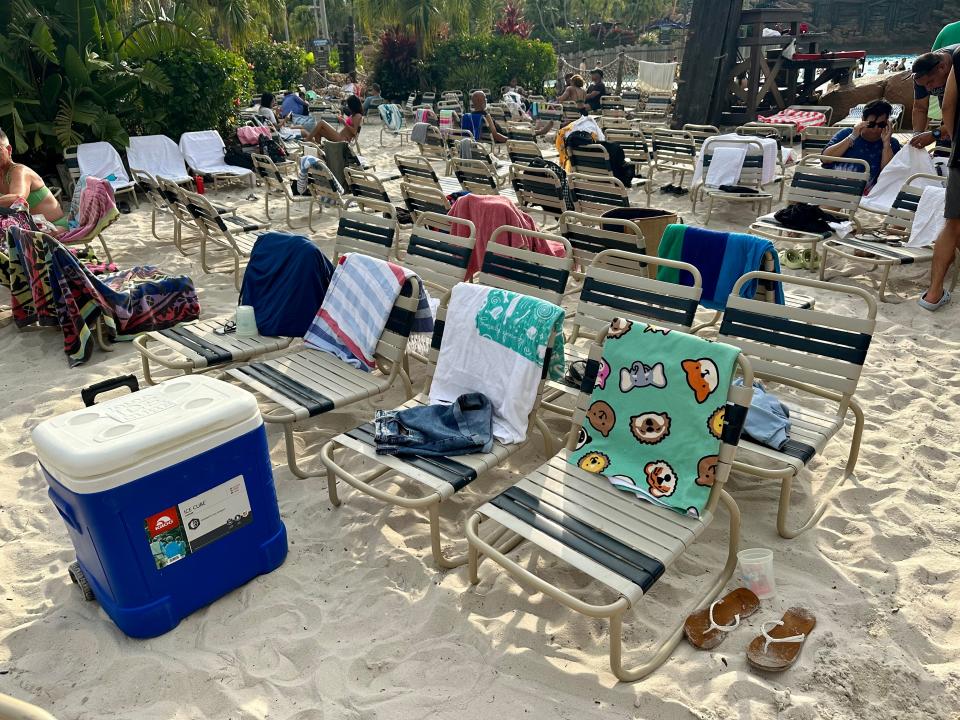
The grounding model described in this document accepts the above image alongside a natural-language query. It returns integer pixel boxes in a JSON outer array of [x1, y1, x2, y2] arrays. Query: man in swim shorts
[[0, 129, 67, 230]]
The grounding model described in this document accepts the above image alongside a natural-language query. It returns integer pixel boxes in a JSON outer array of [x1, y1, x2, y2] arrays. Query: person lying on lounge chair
[[0, 128, 66, 231]]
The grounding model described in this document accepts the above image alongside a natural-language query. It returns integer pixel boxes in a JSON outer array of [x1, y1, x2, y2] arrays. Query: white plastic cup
[[235, 305, 259, 338], [738, 548, 777, 599]]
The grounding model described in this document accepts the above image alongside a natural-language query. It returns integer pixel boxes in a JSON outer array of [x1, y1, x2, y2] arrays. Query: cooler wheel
[[68, 562, 95, 601]]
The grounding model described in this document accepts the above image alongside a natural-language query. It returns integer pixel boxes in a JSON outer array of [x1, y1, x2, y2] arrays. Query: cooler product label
[[144, 476, 253, 570]]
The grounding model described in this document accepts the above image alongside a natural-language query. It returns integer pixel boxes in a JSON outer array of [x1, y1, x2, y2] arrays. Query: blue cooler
[[32, 375, 288, 638]]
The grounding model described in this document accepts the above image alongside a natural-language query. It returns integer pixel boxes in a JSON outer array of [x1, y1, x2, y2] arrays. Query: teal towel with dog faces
[[569, 319, 740, 517]]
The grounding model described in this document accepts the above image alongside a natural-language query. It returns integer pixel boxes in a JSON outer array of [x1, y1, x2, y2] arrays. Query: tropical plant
[[495, 2, 533, 39], [371, 27, 420, 99], [0, 0, 204, 158], [140, 42, 253, 140], [353, 0, 496, 57], [245, 40, 310, 91], [423, 35, 555, 97]]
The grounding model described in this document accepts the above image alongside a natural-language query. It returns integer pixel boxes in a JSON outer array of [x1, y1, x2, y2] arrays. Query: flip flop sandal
[[562, 360, 587, 388], [918, 289, 952, 311], [214, 320, 237, 336], [683, 587, 760, 650], [660, 184, 676, 194], [779, 249, 805, 269], [746, 607, 816, 671], [802, 249, 819, 270]]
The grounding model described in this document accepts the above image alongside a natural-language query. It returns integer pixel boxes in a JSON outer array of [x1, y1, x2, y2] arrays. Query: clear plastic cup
[[235, 305, 259, 338], [738, 548, 777, 599]]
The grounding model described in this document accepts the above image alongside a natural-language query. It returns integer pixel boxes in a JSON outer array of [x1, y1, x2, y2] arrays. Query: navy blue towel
[[239, 231, 334, 337]]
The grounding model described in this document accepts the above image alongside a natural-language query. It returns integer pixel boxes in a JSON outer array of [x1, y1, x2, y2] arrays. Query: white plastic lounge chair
[[319, 285, 563, 568], [717, 272, 876, 538], [73, 142, 139, 207], [819, 173, 960, 301], [179, 130, 255, 189], [227, 274, 421, 478], [749, 155, 870, 251], [180, 188, 269, 290], [466, 325, 754, 681], [127, 135, 193, 185]]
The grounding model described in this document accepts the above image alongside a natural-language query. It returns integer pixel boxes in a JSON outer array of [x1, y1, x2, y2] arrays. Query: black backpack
[[258, 134, 287, 163], [223, 140, 254, 169]]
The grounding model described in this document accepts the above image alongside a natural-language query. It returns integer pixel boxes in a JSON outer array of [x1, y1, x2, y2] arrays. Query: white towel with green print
[[569, 319, 739, 517], [430, 282, 565, 445]]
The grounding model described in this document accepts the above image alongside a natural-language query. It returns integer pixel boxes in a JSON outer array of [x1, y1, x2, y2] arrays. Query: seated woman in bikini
[[0, 129, 66, 231], [304, 95, 364, 144]]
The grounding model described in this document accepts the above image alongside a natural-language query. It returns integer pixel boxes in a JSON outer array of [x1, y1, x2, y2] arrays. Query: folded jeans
[[374, 392, 494, 457]]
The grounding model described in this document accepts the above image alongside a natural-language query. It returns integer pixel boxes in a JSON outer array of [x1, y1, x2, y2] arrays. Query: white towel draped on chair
[[179, 130, 253, 176], [127, 135, 192, 183], [705, 146, 747, 188], [76, 142, 135, 191], [861, 146, 939, 214], [907, 186, 947, 248]]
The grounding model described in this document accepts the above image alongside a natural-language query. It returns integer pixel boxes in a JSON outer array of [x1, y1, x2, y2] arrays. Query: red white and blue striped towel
[[304, 253, 433, 370]]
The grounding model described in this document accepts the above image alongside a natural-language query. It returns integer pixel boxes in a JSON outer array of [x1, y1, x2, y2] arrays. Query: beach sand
[[1, 133, 958, 720]]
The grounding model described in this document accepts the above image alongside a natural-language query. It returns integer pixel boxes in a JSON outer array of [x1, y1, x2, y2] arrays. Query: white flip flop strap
[[706, 599, 741, 634], [761, 620, 806, 654]]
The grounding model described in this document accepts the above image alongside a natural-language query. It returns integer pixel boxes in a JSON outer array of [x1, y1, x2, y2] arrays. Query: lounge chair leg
[[97, 234, 113, 264], [877, 265, 892, 302], [818, 246, 829, 281], [776, 400, 864, 539], [534, 416, 556, 456], [283, 423, 314, 479], [428, 503, 468, 569], [609, 489, 740, 681]]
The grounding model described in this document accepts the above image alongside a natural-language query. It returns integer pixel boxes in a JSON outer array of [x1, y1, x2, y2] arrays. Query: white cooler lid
[[33, 375, 261, 488]]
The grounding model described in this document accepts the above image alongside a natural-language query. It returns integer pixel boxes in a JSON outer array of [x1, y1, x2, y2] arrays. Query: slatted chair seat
[[416, 125, 448, 163], [344, 167, 392, 206], [402, 213, 476, 297], [227, 273, 420, 478], [749, 155, 870, 249], [717, 274, 876, 538], [819, 173, 959, 301], [537, 102, 564, 123], [252, 153, 315, 230], [134, 317, 294, 385], [568, 173, 631, 215], [466, 332, 754, 682], [559, 211, 645, 284], [507, 139, 543, 166], [319, 287, 562, 568], [401, 180, 451, 220], [395, 154, 442, 188], [333, 201, 398, 261], [181, 188, 269, 290], [451, 157, 501, 194]]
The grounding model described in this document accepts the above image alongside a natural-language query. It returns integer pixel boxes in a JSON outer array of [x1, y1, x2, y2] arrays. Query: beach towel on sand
[[304, 253, 433, 370], [656, 224, 784, 310], [570, 318, 739, 517]]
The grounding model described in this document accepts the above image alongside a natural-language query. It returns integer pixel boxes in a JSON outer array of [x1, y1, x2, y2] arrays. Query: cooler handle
[[81, 374, 140, 407], [48, 490, 81, 534]]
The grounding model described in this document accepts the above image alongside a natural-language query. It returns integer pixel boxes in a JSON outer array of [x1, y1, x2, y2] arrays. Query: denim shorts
[[374, 393, 494, 457]]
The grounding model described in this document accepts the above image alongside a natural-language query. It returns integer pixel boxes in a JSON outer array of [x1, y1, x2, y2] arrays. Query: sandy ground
[[1, 128, 959, 720]]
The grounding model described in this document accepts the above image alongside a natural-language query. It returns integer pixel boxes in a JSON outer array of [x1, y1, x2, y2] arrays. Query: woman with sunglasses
[[821, 99, 901, 190]]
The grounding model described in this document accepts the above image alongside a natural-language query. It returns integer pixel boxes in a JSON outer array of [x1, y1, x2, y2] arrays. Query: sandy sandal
[[779, 249, 804, 270], [683, 587, 760, 650], [801, 249, 820, 271], [746, 607, 816, 671]]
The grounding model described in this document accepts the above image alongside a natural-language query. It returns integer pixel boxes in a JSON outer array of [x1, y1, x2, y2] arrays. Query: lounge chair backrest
[[622, 89, 641, 108], [507, 122, 536, 142], [884, 173, 947, 234], [401, 180, 450, 218], [572, 249, 703, 338], [76, 141, 131, 184], [158, 177, 198, 228], [507, 139, 543, 166], [736, 123, 781, 144], [682, 124, 720, 150], [133, 170, 167, 211], [789, 104, 833, 125], [301, 141, 323, 159], [601, 95, 625, 114], [404, 213, 477, 295], [510, 165, 566, 220], [305, 162, 346, 210], [395, 154, 440, 187], [251, 153, 287, 194], [344, 167, 391, 205], [701, 138, 766, 188], [599, 116, 633, 130], [788, 155, 869, 216], [444, 128, 474, 147], [452, 157, 498, 194], [568, 173, 630, 215], [604, 129, 650, 163], [569, 144, 613, 176], [477, 226, 573, 304], [438, 99, 462, 113], [562, 102, 581, 124], [559, 211, 644, 270], [178, 130, 227, 173], [652, 129, 696, 168], [417, 125, 447, 160], [365, 271, 424, 371], [127, 135, 190, 181], [800, 126, 839, 156], [538, 102, 563, 122], [718, 271, 876, 413], [422, 91, 436, 104], [333, 202, 397, 261], [63, 146, 81, 190], [180, 188, 242, 247]]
